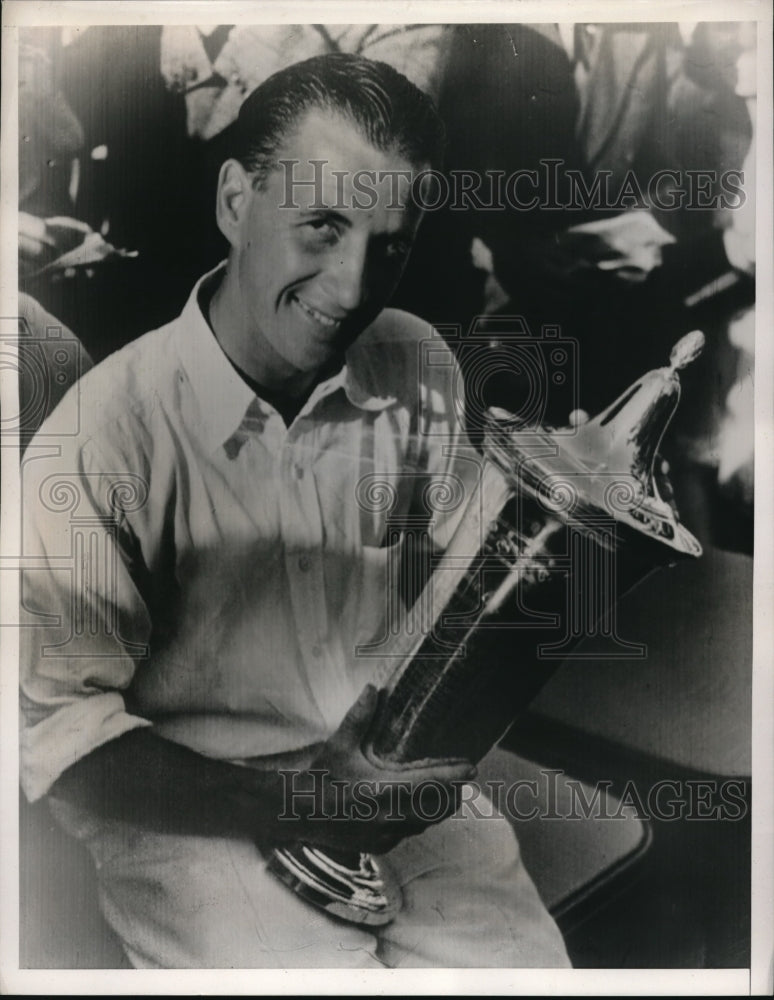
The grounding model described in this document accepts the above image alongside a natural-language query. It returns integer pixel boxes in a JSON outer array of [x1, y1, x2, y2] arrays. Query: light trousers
[[50, 789, 570, 969]]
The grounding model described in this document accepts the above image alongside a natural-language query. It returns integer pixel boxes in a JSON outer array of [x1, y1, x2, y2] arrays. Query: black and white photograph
[[1, 1, 772, 993]]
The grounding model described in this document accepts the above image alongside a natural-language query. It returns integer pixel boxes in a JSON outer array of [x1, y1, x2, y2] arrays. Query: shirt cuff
[[20, 692, 152, 802]]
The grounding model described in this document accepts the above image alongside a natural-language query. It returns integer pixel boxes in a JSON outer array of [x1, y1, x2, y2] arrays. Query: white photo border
[[1, 2, 771, 995]]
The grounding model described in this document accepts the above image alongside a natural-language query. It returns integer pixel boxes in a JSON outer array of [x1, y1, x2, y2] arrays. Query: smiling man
[[209, 94, 425, 421], [20, 54, 569, 969]]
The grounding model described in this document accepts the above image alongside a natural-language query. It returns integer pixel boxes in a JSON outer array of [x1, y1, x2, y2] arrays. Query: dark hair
[[229, 52, 445, 186]]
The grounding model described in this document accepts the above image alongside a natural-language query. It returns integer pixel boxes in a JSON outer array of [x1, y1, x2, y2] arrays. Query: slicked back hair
[[228, 52, 446, 187]]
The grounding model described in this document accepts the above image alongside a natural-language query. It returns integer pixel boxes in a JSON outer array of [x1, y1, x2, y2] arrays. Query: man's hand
[[282, 685, 476, 854]]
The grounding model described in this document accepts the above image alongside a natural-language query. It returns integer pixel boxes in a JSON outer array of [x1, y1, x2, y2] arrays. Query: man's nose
[[329, 242, 369, 311]]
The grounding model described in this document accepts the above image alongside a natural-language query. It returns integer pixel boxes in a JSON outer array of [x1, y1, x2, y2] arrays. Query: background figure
[[395, 21, 755, 551], [20, 26, 204, 363], [18, 30, 100, 287], [18, 30, 83, 220], [17, 31, 95, 451], [160, 24, 453, 140]]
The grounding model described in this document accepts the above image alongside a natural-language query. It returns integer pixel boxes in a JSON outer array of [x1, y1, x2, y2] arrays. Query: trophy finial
[[669, 330, 705, 371]]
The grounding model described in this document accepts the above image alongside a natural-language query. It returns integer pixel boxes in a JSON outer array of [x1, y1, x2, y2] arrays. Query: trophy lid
[[484, 332, 705, 558]]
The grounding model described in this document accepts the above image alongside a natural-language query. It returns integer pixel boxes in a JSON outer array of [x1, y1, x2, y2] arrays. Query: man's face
[[225, 109, 426, 379]]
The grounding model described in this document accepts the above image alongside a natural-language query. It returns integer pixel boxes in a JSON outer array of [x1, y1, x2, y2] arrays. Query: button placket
[[278, 435, 323, 651], [280, 427, 354, 728]]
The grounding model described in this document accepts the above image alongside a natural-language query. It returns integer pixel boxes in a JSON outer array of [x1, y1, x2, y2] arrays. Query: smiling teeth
[[295, 297, 339, 328]]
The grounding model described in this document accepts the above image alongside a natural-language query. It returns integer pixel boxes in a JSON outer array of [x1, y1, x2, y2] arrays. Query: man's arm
[[49, 685, 475, 854], [48, 727, 290, 840]]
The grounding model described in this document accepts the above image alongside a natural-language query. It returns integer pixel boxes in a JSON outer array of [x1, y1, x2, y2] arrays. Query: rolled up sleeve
[[20, 432, 153, 802]]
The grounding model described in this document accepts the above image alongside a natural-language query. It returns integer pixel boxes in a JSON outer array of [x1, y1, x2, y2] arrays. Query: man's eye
[[305, 219, 340, 242]]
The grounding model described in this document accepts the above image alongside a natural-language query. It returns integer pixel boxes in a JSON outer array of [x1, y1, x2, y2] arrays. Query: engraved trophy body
[[267, 332, 705, 925]]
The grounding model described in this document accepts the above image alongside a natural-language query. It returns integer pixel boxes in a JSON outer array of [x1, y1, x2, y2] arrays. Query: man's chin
[[285, 341, 345, 378], [285, 310, 377, 372]]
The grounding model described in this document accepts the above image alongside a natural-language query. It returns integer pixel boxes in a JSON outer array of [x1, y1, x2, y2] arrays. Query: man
[[20, 54, 569, 969]]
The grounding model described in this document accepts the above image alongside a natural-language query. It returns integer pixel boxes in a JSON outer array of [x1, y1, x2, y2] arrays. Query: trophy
[[268, 330, 705, 925]]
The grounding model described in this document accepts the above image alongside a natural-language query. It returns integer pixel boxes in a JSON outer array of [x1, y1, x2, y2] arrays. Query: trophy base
[[267, 844, 402, 926]]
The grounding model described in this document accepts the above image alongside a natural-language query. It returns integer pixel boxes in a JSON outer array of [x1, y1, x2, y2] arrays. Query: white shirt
[[20, 267, 473, 801]]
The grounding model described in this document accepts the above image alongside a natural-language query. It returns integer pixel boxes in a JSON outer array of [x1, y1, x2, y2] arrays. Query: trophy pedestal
[[267, 843, 401, 926]]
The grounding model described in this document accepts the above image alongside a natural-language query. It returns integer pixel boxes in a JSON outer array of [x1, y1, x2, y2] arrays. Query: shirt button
[[295, 465, 304, 480], [298, 555, 311, 572], [311, 644, 322, 658]]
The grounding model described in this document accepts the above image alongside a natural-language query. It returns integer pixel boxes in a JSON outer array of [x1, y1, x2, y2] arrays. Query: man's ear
[[215, 159, 252, 246]]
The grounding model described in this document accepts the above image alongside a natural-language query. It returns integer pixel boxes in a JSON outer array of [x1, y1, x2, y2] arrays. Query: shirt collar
[[174, 264, 397, 452]]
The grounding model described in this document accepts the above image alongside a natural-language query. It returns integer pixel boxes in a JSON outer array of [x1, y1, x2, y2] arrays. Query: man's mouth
[[291, 294, 343, 330]]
